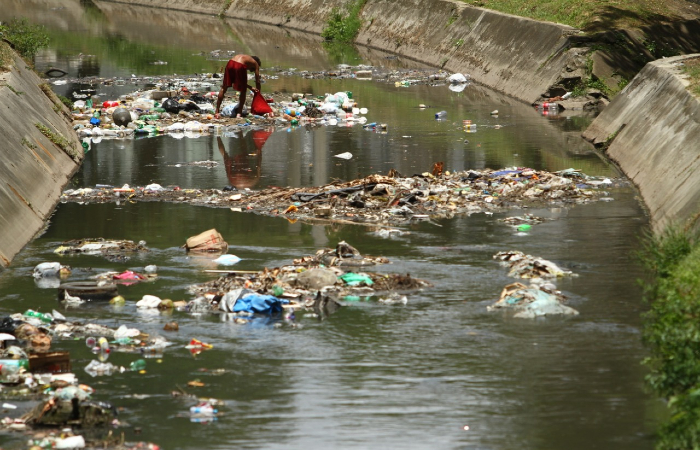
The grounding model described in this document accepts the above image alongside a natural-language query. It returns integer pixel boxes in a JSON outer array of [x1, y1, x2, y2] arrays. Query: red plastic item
[[250, 90, 273, 116]]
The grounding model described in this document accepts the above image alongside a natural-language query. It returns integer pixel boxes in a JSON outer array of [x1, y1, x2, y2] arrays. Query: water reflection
[[218, 128, 272, 190]]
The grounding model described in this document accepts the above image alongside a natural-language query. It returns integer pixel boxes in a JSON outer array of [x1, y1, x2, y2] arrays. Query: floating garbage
[[61, 166, 612, 228], [488, 281, 579, 318], [84, 360, 118, 376], [493, 251, 575, 279], [184, 229, 228, 253], [53, 238, 149, 259], [213, 254, 241, 266], [188, 242, 431, 322], [334, 152, 353, 160], [33, 262, 71, 279]]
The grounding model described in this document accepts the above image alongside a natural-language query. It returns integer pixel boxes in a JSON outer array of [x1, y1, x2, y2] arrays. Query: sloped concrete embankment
[[582, 54, 700, 233], [0, 51, 82, 268], [103, 0, 578, 104]]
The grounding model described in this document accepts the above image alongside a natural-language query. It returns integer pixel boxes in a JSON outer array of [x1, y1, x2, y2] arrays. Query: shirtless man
[[214, 54, 262, 118]]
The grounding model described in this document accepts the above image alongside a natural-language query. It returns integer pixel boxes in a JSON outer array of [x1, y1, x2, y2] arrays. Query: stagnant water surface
[[0, 1, 664, 449]]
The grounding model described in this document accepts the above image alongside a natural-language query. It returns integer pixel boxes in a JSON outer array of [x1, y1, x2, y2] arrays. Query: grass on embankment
[[0, 41, 12, 71], [681, 57, 700, 97], [639, 227, 700, 449], [467, 0, 687, 32]]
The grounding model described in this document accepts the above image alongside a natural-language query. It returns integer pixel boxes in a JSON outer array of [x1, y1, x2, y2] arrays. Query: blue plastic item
[[213, 254, 241, 266], [233, 293, 289, 315]]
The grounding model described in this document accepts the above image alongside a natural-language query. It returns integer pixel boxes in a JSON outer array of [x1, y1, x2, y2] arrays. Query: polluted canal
[[0, 2, 663, 450]]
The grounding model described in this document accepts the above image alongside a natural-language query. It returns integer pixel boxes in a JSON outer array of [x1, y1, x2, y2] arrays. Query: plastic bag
[[250, 90, 273, 115]]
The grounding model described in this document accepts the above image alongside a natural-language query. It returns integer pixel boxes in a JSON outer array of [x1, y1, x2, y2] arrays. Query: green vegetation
[[321, 0, 367, 43], [0, 41, 13, 70], [38, 82, 68, 115], [682, 57, 700, 97], [0, 18, 49, 60], [21, 137, 37, 150], [35, 123, 79, 161], [57, 94, 73, 110], [466, 0, 681, 32], [446, 12, 459, 27], [220, 0, 233, 18], [639, 226, 700, 450], [7, 85, 23, 96]]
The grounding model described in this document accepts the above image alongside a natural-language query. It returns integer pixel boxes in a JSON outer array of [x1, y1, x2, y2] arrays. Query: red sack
[[250, 90, 273, 116]]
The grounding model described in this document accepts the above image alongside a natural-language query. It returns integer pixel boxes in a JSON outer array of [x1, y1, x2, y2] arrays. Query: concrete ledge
[[0, 51, 82, 268], [582, 54, 700, 233]]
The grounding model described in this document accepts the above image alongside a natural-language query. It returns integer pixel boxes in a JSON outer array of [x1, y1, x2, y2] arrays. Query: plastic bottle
[[23, 309, 52, 323], [435, 110, 447, 119], [190, 403, 217, 416], [85, 337, 97, 348], [540, 102, 558, 110], [129, 359, 146, 371], [0, 359, 30, 377], [98, 337, 110, 353]]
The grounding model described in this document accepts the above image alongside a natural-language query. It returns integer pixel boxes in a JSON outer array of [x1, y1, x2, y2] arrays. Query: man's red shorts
[[223, 60, 248, 92]]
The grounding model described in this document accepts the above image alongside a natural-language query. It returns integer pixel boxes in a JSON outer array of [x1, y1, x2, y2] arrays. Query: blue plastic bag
[[233, 293, 288, 315]]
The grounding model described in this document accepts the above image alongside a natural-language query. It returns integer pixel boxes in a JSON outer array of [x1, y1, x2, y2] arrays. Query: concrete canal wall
[[103, 0, 577, 104], [583, 54, 700, 234], [0, 50, 82, 268]]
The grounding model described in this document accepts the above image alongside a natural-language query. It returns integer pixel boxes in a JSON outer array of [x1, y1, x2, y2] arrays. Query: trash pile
[[54, 238, 149, 260], [187, 241, 431, 320], [60, 166, 613, 226], [0, 308, 168, 448], [59, 64, 480, 146], [492, 250, 575, 279], [71, 81, 374, 143], [487, 281, 578, 319], [489, 250, 578, 318]]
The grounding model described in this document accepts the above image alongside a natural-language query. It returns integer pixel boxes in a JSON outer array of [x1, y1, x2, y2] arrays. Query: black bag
[[162, 97, 182, 113]]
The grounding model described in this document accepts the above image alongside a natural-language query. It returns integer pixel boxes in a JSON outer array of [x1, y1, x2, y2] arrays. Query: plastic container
[[23, 310, 52, 323], [54, 435, 86, 449], [0, 359, 29, 372], [435, 110, 447, 119], [129, 359, 146, 371], [465, 124, 477, 133], [98, 337, 110, 353], [540, 102, 558, 109], [190, 403, 217, 416]]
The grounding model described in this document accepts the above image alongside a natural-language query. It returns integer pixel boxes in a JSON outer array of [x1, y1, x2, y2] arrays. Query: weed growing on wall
[[35, 123, 79, 161], [321, 0, 368, 43], [0, 18, 49, 61]]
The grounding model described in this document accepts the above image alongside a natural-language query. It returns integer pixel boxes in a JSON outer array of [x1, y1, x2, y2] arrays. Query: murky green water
[[0, 1, 664, 449]]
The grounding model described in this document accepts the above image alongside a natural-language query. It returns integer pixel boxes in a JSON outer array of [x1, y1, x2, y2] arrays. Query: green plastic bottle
[[23, 309, 52, 323], [130, 359, 146, 371]]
